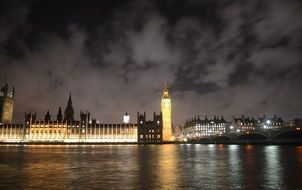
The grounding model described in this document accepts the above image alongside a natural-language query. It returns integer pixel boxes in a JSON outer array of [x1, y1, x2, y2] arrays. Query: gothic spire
[[68, 92, 72, 106], [64, 93, 74, 122], [57, 107, 62, 122]]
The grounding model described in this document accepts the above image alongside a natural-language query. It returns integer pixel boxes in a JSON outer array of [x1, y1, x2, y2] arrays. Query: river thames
[[0, 144, 302, 189]]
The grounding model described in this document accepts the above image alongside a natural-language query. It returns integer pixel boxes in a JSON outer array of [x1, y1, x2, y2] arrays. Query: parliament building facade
[[0, 83, 173, 143]]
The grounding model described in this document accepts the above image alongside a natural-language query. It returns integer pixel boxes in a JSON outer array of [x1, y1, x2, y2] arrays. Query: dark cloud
[[0, 0, 302, 125]]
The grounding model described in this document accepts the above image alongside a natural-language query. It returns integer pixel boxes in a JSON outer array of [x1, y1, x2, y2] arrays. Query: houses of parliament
[[0, 83, 173, 143]]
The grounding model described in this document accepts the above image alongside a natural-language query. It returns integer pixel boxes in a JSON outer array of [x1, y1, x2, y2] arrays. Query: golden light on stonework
[[161, 83, 173, 142], [169, 136, 176, 141]]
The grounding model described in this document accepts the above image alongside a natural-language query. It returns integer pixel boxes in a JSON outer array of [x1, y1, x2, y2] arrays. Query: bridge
[[187, 127, 302, 144]]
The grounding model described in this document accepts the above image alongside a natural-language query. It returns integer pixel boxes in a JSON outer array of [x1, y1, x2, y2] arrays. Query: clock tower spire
[[161, 82, 172, 141]]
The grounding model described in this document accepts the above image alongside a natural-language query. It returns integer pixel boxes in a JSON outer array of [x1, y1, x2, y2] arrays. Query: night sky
[[1, 0, 302, 124]]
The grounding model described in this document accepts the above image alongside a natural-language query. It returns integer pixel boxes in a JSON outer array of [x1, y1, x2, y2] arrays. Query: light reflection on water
[[0, 144, 302, 189]]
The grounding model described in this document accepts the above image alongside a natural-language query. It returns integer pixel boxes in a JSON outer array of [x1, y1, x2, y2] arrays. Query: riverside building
[[182, 116, 229, 138], [231, 115, 285, 132], [0, 83, 170, 143], [232, 115, 258, 133]]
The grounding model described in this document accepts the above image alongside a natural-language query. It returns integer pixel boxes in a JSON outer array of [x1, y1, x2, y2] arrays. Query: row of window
[[138, 140, 162, 143], [240, 127, 255, 130], [31, 130, 62, 133], [195, 127, 226, 131], [195, 123, 227, 127], [239, 122, 283, 126], [139, 134, 161, 139], [30, 125, 137, 128]]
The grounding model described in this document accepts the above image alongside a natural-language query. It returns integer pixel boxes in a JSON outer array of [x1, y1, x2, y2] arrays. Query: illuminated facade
[[231, 115, 286, 132], [258, 115, 285, 129], [0, 95, 137, 143], [0, 83, 172, 143], [137, 112, 162, 144], [1, 113, 137, 143], [0, 123, 24, 142], [0, 83, 14, 124], [232, 115, 258, 133], [161, 83, 172, 141], [183, 116, 228, 138]]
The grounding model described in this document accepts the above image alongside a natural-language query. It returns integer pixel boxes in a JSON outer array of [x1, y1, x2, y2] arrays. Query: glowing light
[[230, 126, 234, 129], [264, 125, 267, 129], [236, 129, 241, 132], [266, 120, 271, 124], [161, 83, 172, 142], [123, 114, 130, 124]]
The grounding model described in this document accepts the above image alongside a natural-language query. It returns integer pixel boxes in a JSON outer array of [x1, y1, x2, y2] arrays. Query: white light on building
[[123, 113, 130, 124]]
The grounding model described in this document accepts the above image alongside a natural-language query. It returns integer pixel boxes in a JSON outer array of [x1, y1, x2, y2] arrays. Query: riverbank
[[1, 141, 301, 145]]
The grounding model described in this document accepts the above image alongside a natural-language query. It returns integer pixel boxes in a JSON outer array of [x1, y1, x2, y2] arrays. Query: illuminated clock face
[[163, 100, 170, 108]]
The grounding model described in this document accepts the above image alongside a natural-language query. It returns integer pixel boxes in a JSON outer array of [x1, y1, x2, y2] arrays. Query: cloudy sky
[[1, 0, 302, 124]]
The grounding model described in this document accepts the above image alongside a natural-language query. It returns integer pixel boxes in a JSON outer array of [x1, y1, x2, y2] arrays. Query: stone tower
[[161, 82, 172, 141], [0, 83, 14, 123]]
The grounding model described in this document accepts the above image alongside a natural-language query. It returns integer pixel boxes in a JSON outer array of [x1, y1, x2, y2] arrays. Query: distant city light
[[266, 120, 271, 124]]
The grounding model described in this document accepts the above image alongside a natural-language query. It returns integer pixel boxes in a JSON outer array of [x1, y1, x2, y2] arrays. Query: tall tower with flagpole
[[161, 82, 172, 141]]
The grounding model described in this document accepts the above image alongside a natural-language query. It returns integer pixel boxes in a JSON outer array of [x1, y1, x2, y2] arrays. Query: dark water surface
[[0, 144, 302, 189]]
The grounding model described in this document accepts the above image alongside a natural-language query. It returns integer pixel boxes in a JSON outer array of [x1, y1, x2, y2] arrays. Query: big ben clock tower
[[161, 82, 172, 141]]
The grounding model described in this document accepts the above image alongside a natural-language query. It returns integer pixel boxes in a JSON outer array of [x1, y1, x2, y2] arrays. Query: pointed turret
[[1, 83, 8, 95], [64, 93, 74, 122], [68, 92, 72, 105], [57, 107, 63, 122], [45, 110, 51, 122]]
